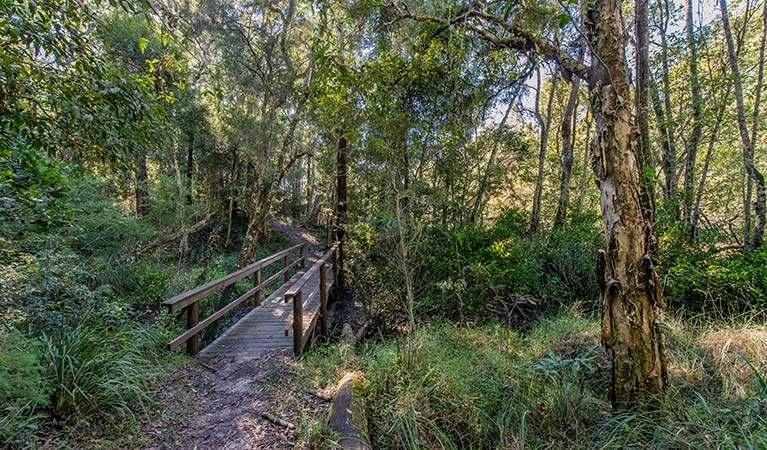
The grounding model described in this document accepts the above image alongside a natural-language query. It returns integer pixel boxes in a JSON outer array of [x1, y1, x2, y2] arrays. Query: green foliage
[[351, 209, 602, 326], [360, 323, 524, 449], [68, 177, 155, 256], [0, 330, 49, 445], [41, 321, 159, 421], [660, 232, 767, 315], [0, 147, 71, 234]]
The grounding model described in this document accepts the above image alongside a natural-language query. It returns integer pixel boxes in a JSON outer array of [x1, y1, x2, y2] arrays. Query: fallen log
[[327, 372, 370, 450]]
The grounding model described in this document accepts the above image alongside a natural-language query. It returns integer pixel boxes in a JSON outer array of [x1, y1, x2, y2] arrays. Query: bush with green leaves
[[350, 208, 603, 326], [661, 243, 767, 316]]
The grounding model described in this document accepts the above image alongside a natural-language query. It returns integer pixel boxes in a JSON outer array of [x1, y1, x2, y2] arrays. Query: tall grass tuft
[[41, 321, 159, 421]]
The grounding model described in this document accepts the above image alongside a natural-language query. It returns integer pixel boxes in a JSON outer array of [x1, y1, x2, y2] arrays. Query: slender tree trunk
[[720, 0, 766, 249], [650, 79, 673, 202], [471, 102, 513, 223], [576, 111, 593, 214], [691, 91, 729, 238], [225, 145, 237, 249], [746, 0, 767, 249], [656, 0, 678, 208], [531, 71, 556, 233], [335, 132, 348, 289], [135, 149, 148, 218], [636, 0, 656, 232], [683, 0, 703, 225], [554, 49, 584, 228], [585, 0, 667, 408], [186, 134, 194, 205]]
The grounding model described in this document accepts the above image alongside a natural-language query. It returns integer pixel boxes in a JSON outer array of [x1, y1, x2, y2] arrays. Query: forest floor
[[143, 220, 362, 450]]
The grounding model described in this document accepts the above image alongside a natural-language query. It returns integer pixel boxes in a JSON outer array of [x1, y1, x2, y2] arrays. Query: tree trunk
[[720, 0, 767, 249], [531, 70, 556, 233], [682, 0, 703, 225], [575, 111, 593, 214], [747, 0, 767, 249], [186, 133, 194, 205], [554, 50, 584, 228], [135, 148, 148, 218], [691, 90, 729, 238], [471, 102, 513, 223], [335, 132, 348, 289], [585, 0, 667, 408], [655, 0, 678, 208], [635, 0, 656, 232]]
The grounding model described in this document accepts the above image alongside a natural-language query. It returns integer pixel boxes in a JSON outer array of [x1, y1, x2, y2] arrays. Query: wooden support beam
[[253, 269, 261, 306], [292, 291, 303, 355], [320, 263, 328, 337], [283, 254, 290, 284], [186, 303, 199, 356]]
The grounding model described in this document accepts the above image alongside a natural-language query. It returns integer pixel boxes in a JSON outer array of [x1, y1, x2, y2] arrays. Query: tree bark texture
[[135, 148, 148, 218], [585, 0, 667, 408], [683, 0, 703, 225]]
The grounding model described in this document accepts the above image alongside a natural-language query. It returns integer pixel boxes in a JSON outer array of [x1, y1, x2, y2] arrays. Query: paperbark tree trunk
[[585, 0, 667, 408]]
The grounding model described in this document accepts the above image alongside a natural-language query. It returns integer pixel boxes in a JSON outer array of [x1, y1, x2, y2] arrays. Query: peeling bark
[[586, 0, 667, 408]]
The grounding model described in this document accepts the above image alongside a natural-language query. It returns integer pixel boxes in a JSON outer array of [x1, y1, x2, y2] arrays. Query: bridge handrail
[[285, 242, 340, 355], [163, 243, 305, 354]]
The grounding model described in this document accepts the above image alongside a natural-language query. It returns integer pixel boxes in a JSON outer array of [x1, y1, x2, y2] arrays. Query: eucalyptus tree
[[394, 0, 668, 408]]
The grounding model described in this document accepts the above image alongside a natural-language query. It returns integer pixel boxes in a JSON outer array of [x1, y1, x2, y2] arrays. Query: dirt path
[[145, 221, 330, 450]]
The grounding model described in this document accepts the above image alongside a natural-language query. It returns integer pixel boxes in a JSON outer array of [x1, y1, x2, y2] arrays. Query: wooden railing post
[[283, 254, 290, 284], [299, 245, 305, 268], [320, 262, 328, 337], [292, 291, 303, 355], [332, 248, 340, 300], [253, 269, 261, 306], [186, 303, 199, 356]]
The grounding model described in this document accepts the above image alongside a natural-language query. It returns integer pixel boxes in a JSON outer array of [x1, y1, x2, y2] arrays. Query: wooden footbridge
[[162, 242, 339, 358]]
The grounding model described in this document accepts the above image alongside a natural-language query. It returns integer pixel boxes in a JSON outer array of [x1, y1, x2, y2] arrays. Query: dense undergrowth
[[350, 207, 767, 330], [0, 175, 287, 447], [302, 311, 767, 449]]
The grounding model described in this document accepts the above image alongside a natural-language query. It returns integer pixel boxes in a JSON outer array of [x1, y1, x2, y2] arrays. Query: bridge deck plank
[[199, 252, 332, 359]]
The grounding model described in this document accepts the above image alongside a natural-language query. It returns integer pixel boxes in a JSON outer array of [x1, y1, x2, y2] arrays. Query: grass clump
[[301, 312, 767, 449], [42, 321, 162, 421]]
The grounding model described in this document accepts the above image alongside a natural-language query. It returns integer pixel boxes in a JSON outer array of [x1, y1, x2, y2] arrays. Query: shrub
[[350, 208, 602, 326], [0, 330, 49, 446], [663, 244, 767, 315]]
